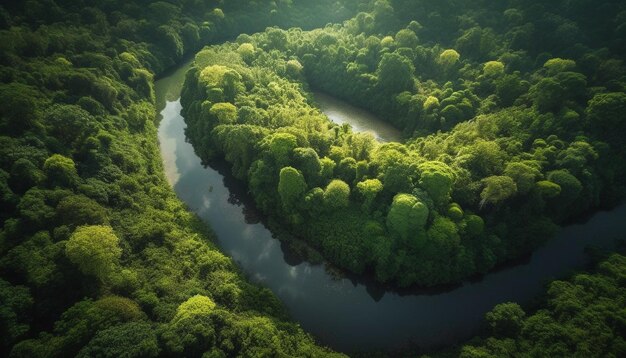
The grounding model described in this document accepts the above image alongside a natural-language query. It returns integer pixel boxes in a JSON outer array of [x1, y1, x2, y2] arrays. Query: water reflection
[[156, 66, 626, 352]]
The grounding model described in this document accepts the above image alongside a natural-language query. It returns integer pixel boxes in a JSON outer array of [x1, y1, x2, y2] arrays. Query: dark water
[[156, 62, 626, 352]]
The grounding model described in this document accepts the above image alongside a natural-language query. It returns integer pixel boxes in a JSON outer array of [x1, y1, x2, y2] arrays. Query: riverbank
[[157, 58, 626, 351]]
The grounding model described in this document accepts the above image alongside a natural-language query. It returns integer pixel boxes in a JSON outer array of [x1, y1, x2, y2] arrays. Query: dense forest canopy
[[181, 0, 626, 287], [1, 0, 625, 357], [0, 0, 358, 356]]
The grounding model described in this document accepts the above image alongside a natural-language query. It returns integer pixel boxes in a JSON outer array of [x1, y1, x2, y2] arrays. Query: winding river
[[156, 61, 626, 352]]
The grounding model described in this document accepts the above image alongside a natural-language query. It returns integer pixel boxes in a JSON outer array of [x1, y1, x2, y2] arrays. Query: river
[[156, 61, 626, 352]]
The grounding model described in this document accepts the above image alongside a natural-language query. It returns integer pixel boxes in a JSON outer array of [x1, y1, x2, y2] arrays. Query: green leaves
[[65, 225, 122, 281], [386, 193, 428, 240], [418, 161, 455, 205], [44, 154, 78, 188], [376, 52, 415, 94], [278, 167, 307, 210], [480, 175, 517, 208], [323, 179, 350, 210], [485, 302, 526, 337]]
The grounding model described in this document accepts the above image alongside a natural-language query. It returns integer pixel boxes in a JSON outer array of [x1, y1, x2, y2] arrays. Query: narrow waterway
[[313, 92, 402, 142], [156, 61, 626, 352]]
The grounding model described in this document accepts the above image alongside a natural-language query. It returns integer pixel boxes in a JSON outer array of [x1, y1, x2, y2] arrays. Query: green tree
[[395, 29, 418, 48], [485, 302, 526, 337], [547, 170, 582, 207], [543, 58, 576, 75], [480, 176, 517, 208], [210, 102, 238, 125], [418, 161, 455, 205], [265, 132, 298, 168], [161, 295, 217, 355], [77, 322, 159, 358], [376, 52, 414, 94], [43, 154, 79, 188], [56, 195, 109, 227], [65, 225, 122, 281], [504, 162, 540, 195], [586, 92, 626, 146], [9, 158, 44, 194], [45, 104, 98, 146], [323, 179, 350, 210], [438, 49, 461, 74], [237, 43, 255, 63], [293, 147, 321, 184], [483, 61, 504, 77], [277, 167, 307, 210], [386, 193, 428, 240], [0, 279, 33, 351], [356, 179, 383, 212]]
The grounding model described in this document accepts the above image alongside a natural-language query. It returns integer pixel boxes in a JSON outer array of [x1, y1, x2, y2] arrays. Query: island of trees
[[1, 0, 625, 356], [181, 0, 626, 287]]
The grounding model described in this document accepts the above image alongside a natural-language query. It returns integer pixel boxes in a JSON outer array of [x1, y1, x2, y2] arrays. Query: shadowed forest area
[[1, 0, 625, 357]]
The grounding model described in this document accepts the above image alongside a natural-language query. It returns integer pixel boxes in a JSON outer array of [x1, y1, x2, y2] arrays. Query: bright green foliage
[[237, 43, 255, 62], [43, 154, 78, 188], [173, 0, 626, 290], [266, 132, 298, 167], [323, 179, 350, 210], [395, 29, 418, 48], [293, 147, 322, 183], [199, 65, 231, 87], [65, 225, 122, 280], [174, 295, 216, 321], [423, 96, 440, 112], [0, 1, 355, 356], [536, 180, 561, 198], [418, 161, 454, 205], [320, 157, 336, 180], [480, 176, 517, 207], [286, 59, 304, 78], [210, 102, 238, 125], [125, 101, 155, 131], [161, 295, 216, 355], [278, 167, 307, 209], [504, 162, 540, 195], [386, 193, 428, 240], [483, 61, 504, 77], [438, 49, 461, 68], [180, 2, 626, 287], [543, 58, 576, 74], [356, 178, 383, 212]]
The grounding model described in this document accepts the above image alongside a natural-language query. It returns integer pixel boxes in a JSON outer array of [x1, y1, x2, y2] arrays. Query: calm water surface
[[313, 92, 402, 142], [156, 61, 626, 352]]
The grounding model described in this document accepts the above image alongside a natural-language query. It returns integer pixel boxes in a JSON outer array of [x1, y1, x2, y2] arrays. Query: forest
[[181, 0, 626, 287], [0, 0, 625, 357]]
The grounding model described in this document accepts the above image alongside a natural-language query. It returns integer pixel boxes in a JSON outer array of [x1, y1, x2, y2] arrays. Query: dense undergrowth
[[181, 0, 626, 287], [0, 0, 361, 356]]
